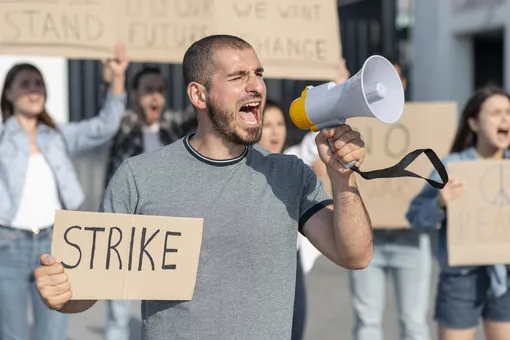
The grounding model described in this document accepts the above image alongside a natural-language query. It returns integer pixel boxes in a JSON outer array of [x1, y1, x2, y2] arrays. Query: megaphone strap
[[349, 148, 449, 189]]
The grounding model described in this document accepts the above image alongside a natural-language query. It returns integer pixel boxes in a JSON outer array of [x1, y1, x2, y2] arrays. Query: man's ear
[[188, 82, 207, 110]]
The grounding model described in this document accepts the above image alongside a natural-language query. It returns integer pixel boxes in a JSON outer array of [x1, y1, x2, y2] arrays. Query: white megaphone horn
[[289, 55, 405, 167]]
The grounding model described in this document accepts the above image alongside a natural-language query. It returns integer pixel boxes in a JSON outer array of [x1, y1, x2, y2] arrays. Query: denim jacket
[[406, 146, 510, 297], [0, 91, 126, 226]]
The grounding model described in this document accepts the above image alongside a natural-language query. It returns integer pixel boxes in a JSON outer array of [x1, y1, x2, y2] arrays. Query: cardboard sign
[[0, 0, 117, 60], [51, 210, 204, 300], [0, 0, 341, 80], [348, 102, 458, 228], [447, 160, 510, 266], [215, 0, 342, 80]]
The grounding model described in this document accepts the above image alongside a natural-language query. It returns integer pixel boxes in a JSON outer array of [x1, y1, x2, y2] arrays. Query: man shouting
[[34, 34, 373, 340]]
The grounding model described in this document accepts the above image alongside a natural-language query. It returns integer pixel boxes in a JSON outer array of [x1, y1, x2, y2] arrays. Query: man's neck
[[189, 127, 246, 160]]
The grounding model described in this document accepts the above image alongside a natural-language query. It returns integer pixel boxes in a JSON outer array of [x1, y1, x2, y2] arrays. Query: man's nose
[[245, 74, 265, 94]]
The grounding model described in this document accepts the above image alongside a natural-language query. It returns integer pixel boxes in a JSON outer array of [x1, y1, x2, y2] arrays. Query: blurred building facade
[[411, 0, 510, 108]]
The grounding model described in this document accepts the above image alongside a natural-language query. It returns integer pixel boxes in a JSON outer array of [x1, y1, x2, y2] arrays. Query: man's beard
[[208, 97, 263, 145]]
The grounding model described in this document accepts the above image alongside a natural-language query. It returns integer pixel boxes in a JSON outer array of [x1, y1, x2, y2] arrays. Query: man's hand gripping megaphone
[[289, 56, 449, 189], [315, 125, 366, 176]]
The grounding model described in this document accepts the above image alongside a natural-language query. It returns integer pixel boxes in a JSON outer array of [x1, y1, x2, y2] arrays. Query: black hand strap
[[349, 148, 449, 189]]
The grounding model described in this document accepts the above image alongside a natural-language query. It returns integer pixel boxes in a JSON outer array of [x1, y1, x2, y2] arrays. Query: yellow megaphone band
[[289, 87, 318, 131]]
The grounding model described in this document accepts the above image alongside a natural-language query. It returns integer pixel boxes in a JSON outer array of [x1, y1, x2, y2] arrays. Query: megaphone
[[289, 55, 405, 133], [288, 55, 449, 190]]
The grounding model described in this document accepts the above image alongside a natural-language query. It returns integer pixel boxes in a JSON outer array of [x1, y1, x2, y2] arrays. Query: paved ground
[[61, 254, 485, 340]]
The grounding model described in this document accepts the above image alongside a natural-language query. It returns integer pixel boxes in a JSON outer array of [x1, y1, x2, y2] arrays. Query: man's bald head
[[182, 35, 253, 89]]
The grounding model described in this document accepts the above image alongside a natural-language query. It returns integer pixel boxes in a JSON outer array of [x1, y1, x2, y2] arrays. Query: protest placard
[[348, 102, 458, 228], [117, 0, 215, 63], [0, 0, 117, 59], [0, 0, 342, 80], [51, 210, 204, 300], [447, 160, 510, 266], [215, 0, 342, 80]]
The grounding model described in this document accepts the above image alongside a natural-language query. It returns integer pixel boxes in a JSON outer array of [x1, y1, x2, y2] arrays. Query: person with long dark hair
[[407, 86, 510, 340], [0, 44, 128, 340]]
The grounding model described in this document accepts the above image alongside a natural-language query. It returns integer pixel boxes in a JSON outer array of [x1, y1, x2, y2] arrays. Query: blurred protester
[[104, 65, 197, 186], [276, 59, 350, 339], [258, 98, 313, 340], [0, 43, 128, 340], [285, 58, 350, 276], [407, 86, 510, 340], [347, 58, 433, 340], [104, 65, 197, 340]]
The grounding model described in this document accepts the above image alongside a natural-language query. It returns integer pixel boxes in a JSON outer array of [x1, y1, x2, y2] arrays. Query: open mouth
[[239, 102, 261, 126], [149, 104, 160, 115], [497, 127, 509, 137]]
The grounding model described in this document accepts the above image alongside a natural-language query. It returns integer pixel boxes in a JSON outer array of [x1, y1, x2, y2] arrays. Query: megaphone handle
[[327, 138, 356, 169]]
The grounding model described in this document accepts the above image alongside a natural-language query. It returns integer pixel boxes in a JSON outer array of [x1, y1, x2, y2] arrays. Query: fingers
[[449, 178, 466, 188], [35, 258, 72, 310], [316, 125, 353, 146], [36, 273, 69, 292], [40, 254, 55, 266], [329, 127, 365, 164], [316, 128, 335, 144], [41, 290, 73, 311], [36, 256, 65, 277], [316, 125, 366, 168], [331, 130, 363, 151], [114, 42, 129, 63], [334, 58, 350, 84]]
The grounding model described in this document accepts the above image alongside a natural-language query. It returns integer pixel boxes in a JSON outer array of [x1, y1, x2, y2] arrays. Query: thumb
[[40, 254, 55, 266], [315, 129, 334, 145]]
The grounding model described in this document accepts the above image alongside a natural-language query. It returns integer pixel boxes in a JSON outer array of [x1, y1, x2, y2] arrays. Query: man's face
[[205, 47, 267, 145], [135, 73, 166, 125]]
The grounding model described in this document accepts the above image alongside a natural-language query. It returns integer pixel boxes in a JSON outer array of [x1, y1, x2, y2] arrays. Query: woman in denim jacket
[[407, 86, 510, 340], [0, 45, 128, 340]]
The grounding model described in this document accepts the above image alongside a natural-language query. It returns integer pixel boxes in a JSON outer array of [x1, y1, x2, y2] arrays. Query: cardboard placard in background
[[117, 0, 215, 63], [0, 0, 117, 59], [447, 160, 510, 266], [348, 102, 458, 229], [0, 0, 341, 80], [51, 210, 204, 300], [215, 0, 342, 80]]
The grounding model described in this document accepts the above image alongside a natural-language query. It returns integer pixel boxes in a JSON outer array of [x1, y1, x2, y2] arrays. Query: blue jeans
[[106, 300, 132, 340], [435, 266, 510, 329], [0, 226, 69, 340], [349, 230, 432, 340]]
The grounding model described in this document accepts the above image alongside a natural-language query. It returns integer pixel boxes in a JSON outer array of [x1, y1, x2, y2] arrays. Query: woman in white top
[[0, 44, 129, 340]]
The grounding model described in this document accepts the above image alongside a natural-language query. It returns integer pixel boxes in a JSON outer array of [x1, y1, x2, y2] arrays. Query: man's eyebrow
[[226, 67, 264, 77], [226, 70, 247, 77]]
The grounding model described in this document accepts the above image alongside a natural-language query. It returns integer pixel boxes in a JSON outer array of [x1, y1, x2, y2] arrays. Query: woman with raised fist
[[0, 43, 128, 340]]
